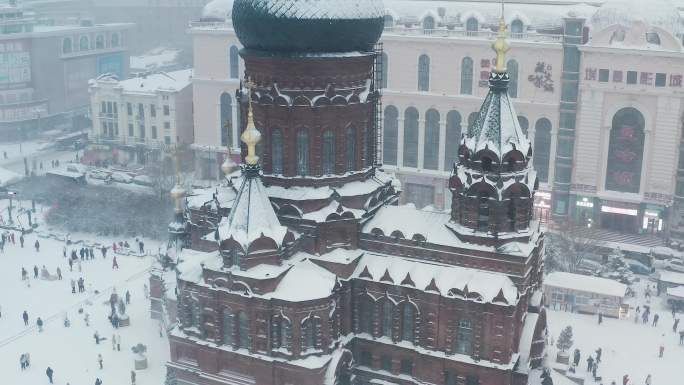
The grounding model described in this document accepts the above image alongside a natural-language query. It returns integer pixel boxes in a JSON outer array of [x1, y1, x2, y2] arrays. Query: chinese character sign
[[528, 62, 554, 92]]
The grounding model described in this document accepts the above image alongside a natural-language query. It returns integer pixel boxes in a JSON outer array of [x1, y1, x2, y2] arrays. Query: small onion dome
[[232, 0, 385, 53], [221, 155, 238, 175], [170, 184, 185, 200]]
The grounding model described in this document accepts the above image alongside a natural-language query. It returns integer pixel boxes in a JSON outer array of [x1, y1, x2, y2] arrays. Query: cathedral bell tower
[[448, 14, 539, 246]]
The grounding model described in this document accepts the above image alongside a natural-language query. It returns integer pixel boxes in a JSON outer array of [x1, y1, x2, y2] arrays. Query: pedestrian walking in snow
[[112, 256, 119, 269], [33, 265, 38, 279], [595, 347, 602, 363], [95, 378, 102, 385], [116, 334, 121, 351], [587, 355, 594, 372], [24, 352, 30, 368], [598, 312, 603, 325], [37, 317, 43, 332], [674, 318, 680, 333], [84, 313, 90, 327], [46, 367, 54, 383], [20, 354, 26, 370], [573, 348, 580, 366], [645, 374, 652, 385], [34, 240, 39, 252], [125, 290, 131, 304], [94, 331, 101, 344], [138, 240, 144, 254], [623, 374, 630, 385], [653, 313, 660, 327], [22, 310, 28, 326], [56, 267, 62, 280], [131, 370, 136, 384], [591, 363, 597, 380], [97, 353, 103, 369], [101, 246, 107, 258], [63, 314, 70, 327], [71, 279, 76, 293], [68, 258, 73, 272], [21, 267, 27, 280], [19, 234, 23, 247], [659, 343, 665, 357]]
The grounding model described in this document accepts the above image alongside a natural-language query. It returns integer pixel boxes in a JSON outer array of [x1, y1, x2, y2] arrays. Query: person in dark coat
[[36, 317, 43, 332], [33, 265, 38, 279], [56, 267, 62, 280], [673, 318, 680, 333], [595, 347, 602, 363], [112, 256, 119, 269], [22, 310, 29, 326], [101, 246, 107, 258], [125, 290, 131, 305], [573, 348, 581, 366], [19, 234, 23, 247], [598, 312, 603, 324], [45, 367, 54, 383], [34, 240, 39, 252], [131, 370, 136, 384], [587, 355, 594, 372], [95, 378, 102, 385]]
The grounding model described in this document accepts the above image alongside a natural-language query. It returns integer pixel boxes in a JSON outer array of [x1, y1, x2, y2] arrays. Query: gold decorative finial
[[492, 0, 510, 74], [240, 77, 261, 165]]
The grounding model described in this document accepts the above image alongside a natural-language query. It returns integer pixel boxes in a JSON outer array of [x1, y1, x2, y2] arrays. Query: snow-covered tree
[[545, 223, 603, 273], [556, 326, 574, 352]]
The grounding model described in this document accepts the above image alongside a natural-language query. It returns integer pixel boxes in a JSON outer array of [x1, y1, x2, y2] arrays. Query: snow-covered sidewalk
[[0, 230, 169, 385]]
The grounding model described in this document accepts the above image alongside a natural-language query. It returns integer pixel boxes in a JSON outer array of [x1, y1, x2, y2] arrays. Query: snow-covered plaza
[[547, 277, 684, 385], [0, 225, 168, 385]]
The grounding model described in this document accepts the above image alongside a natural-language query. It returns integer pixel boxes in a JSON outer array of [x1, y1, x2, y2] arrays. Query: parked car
[[110, 172, 132, 184], [626, 259, 653, 275], [66, 163, 87, 175], [89, 170, 110, 180], [132, 175, 154, 187], [665, 258, 684, 273]]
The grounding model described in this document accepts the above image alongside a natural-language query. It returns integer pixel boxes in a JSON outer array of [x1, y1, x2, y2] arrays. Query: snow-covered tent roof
[[659, 271, 684, 286], [269, 259, 337, 301], [544, 272, 627, 298], [186, 185, 236, 210], [364, 204, 455, 244], [354, 252, 518, 304], [217, 167, 288, 252], [465, 72, 531, 161], [666, 285, 684, 300]]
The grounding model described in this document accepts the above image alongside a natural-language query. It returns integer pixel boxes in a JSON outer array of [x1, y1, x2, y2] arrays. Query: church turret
[[448, 12, 539, 242]]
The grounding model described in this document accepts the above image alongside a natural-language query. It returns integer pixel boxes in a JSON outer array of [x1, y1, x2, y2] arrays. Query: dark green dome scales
[[232, 0, 385, 53]]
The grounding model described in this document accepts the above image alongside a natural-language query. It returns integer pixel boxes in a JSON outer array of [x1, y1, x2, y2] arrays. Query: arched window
[[322, 129, 335, 175], [110, 33, 119, 47], [79, 36, 89, 51], [533, 118, 552, 183], [423, 16, 435, 34], [381, 300, 394, 338], [403, 107, 419, 168], [465, 17, 479, 34], [271, 128, 283, 174], [517, 116, 529, 136], [223, 309, 234, 345], [418, 54, 430, 92], [346, 126, 356, 171], [297, 129, 309, 176], [461, 57, 473, 95], [384, 14, 394, 29], [507, 59, 519, 98], [62, 37, 72, 54], [95, 34, 104, 49], [229, 45, 239, 79], [646, 32, 661, 45], [444, 111, 462, 170], [401, 303, 416, 343], [467, 112, 479, 135], [424, 109, 440, 170], [478, 192, 489, 232], [605, 107, 645, 193], [302, 317, 320, 350], [511, 19, 524, 37], [220, 92, 232, 147], [380, 52, 388, 89], [383, 106, 398, 165], [272, 316, 291, 351], [358, 296, 374, 334], [237, 311, 250, 349], [455, 319, 473, 355]]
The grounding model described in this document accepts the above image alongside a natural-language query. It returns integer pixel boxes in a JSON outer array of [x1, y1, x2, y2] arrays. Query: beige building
[[88, 69, 194, 165], [187, 0, 684, 243]]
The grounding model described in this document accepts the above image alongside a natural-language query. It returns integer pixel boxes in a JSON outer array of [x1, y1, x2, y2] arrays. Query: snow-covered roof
[[116, 69, 193, 94], [383, 0, 599, 30], [659, 271, 684, 286], [0, 166, 22, 186], [302, 200, 364, 222], [544, 272, 627, 298], [186, 185, 236, 210], [202, 0, 234, 21], [176, 248, 218, 283], [130, 49, 181, 72], [465, 73, 532, 160], [364, 204, 455, 244], [217, 170, 288, 252], [354, 252, 519, 304], [590, 0, 683, 37], [269, 259, 337, 301]]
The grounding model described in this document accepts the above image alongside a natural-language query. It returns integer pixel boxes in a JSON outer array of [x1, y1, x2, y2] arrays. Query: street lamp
[[7, 190, 17, 225]]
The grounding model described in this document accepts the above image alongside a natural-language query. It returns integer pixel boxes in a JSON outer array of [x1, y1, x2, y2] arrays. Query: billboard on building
[[0, 40, 31, 88], [97, 53, 123, 79]]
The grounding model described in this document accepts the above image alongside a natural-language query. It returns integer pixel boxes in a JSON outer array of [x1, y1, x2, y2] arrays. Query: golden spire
[[492, 0, 510, 74], [241, 77, 262, 166]]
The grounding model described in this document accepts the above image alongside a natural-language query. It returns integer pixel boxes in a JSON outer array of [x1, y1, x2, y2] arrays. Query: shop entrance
[[600, 211, 639, 233]]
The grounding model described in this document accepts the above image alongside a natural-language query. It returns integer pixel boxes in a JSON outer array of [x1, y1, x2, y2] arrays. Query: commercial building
[[88, 69, 194, 165], [0, 1, 132, 140]]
